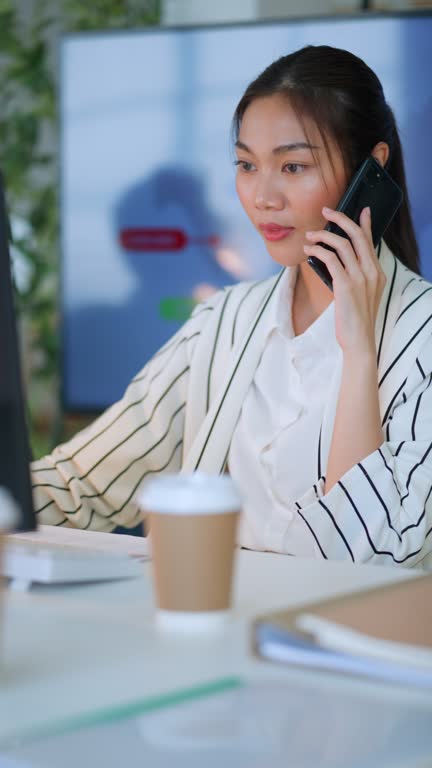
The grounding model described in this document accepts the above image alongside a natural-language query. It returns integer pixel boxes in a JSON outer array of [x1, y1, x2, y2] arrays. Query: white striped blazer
[[32, 242, 432, 568]]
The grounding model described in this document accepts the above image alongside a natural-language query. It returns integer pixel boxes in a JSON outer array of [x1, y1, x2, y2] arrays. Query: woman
[[32, 45, 432, 568]]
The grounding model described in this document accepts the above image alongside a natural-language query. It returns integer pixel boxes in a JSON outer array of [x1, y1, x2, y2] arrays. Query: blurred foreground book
[[253, 573, 432, 688]]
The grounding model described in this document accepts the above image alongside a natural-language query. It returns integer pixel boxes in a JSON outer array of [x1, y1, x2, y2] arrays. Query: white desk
[[1, 528, 431, 763]]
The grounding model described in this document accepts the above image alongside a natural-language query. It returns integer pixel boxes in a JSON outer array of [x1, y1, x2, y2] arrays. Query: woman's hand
[[303, 206, 387, 359], [304, 206, 386, 491]]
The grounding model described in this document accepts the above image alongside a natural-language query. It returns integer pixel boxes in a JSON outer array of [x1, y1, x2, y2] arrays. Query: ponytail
[[384, 121, 420, 274]]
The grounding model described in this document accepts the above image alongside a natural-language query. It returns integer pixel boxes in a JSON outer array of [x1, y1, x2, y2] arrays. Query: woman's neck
[[292, 260, 334, 336]]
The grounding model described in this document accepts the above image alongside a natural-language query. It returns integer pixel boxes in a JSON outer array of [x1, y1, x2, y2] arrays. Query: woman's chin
[[265, 244, 305, 269]]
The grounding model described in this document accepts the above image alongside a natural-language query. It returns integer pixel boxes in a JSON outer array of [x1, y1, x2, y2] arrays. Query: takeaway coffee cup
[[138, 473, 241, 630]]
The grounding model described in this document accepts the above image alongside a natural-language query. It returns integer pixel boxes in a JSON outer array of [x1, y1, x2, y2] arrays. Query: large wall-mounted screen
[[61, 12, 432, 410]]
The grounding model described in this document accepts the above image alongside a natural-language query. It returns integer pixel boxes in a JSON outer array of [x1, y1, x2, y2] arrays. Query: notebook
[[253, 572, 432, 688]]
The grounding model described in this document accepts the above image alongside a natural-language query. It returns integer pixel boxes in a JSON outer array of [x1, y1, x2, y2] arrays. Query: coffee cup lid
[[137, 472, 241, 515]]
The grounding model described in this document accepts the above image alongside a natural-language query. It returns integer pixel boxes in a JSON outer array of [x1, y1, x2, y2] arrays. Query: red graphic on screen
[[119, 228, 220, 252]]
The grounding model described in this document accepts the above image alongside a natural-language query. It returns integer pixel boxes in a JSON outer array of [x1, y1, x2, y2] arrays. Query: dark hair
[[232, 45, 420, 274]]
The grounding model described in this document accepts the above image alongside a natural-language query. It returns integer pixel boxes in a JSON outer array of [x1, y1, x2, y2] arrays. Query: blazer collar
[[182, 269, 284, 473]]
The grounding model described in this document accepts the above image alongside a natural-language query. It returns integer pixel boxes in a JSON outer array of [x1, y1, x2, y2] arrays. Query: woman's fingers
[[305, 229, 361, 278], [322, 206, 378, 274], [322, 206, 373, 248], [304, 208, 387, 354], [303, 243, 350, 287], [307, 206, 386, 287]]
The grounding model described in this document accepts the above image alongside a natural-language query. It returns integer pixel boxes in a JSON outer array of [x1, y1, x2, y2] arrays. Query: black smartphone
[[307, 156, 403, 290]]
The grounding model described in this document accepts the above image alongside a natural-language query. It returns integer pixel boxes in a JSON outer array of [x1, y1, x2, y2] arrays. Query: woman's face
[[235, 93, 348, 268]]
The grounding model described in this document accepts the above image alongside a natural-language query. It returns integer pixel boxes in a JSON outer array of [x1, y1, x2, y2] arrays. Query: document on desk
[[2, 677, 432, 767], [253, 572, 432, 688]]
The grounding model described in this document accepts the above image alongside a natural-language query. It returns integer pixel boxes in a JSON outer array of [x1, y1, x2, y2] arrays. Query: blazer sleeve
[[31, 294, 223, 531], [292, 332, 432, 568]]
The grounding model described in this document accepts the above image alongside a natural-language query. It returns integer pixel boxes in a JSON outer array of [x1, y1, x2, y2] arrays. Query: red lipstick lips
[[259, 223, 295, 242]]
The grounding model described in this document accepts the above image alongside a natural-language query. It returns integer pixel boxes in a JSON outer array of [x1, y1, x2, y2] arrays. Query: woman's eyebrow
[[235, 140, 320, 154]]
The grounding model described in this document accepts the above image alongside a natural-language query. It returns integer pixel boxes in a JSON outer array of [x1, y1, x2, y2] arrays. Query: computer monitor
[[0, 173, 35, 531]]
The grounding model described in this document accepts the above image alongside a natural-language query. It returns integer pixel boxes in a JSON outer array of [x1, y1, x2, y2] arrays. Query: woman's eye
[[234, 160, 255, 172], [284, 163, 305, 174]]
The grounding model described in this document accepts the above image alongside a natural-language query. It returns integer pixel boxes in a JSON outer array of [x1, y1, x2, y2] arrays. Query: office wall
[[162, 0, 432, 25], [162, 0, 358, 24]]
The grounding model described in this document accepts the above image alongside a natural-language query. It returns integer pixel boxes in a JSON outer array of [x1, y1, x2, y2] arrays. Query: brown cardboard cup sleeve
[[137, 473, 241, 631]]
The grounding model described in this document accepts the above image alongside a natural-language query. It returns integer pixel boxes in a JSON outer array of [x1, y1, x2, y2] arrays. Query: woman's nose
[[254, 177, 284, 210]]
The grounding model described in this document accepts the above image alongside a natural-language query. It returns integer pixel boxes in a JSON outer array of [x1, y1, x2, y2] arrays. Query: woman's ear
[[371, 142, 390, 168]]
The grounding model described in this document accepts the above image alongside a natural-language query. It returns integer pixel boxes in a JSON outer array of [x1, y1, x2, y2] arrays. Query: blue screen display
[[61, 13, 432, 410]]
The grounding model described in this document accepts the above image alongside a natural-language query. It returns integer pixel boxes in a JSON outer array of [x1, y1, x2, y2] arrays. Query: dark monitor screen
[[60, 12, 432, 412], [0, 174, 35, 531]]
